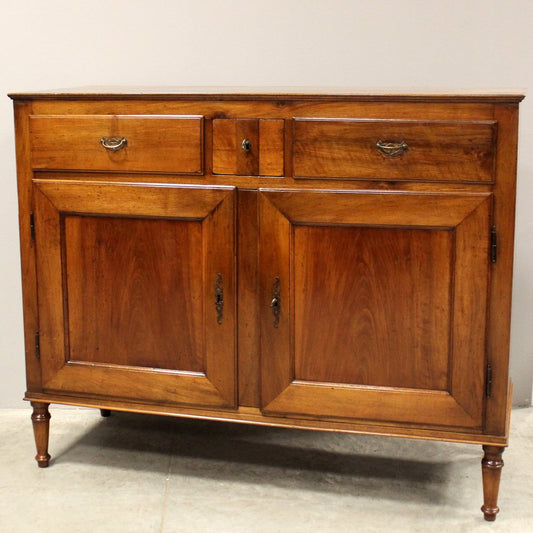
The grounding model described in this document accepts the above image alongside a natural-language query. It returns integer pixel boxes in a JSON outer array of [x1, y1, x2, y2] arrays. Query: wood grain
[[33, 180, 231, 218], [293, 119, 496, 182], [30, 402, 51, 467], [259, 189, 490, 428], [293, 226, 452, 390], [11, 93, 521, 508], [481, 446, 505, 521], [13, 101, 42, 392], [8, 86, 525, 104], [30, 115, 203, 174], [259, 189, 491, 227], [485, 105, 520, 436], [263, 383, 479, 428], [65, 216, 204, 372], [25, 391, 511, 446], [258, 193, 292, 407], [237, 191, 260, 407], [213, 119, 259, 175], [450, 197, 491, 423], [259, 119, 284, 176], [26, 101, 499, 130], [203, 180, 236, 405], [33, 180, 237, 408]]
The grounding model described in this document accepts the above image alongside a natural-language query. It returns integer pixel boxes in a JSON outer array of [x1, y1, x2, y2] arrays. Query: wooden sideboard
[[9, 88, 523, 520]]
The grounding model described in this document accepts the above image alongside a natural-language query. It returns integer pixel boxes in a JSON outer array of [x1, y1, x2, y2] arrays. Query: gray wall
[[0, 0, 531, 407]]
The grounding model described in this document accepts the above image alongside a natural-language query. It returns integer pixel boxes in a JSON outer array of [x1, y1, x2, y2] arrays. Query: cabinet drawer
[[293, 118, 496, 182], [30, 115, 204, 174], [213, 118, 284, 176]]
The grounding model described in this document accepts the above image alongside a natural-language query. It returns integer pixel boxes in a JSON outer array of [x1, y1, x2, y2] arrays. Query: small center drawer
[[212, 118, 284, 176], [29, 115, 204, 174], [293, 118, 497, 183]]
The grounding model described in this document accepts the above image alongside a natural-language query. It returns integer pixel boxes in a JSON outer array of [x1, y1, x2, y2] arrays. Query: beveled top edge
[[8, 86, 525, 103]]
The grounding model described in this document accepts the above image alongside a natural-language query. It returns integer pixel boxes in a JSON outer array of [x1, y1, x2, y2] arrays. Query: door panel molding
[[34, 180, 236, 408], [259, 189, 492, 429]]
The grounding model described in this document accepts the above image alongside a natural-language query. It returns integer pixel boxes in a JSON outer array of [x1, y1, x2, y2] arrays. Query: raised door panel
[[294, 226, 451, 390], [64, 216, 205, 372], [33, 180, 236, 408], [259, 189, 492, 430]]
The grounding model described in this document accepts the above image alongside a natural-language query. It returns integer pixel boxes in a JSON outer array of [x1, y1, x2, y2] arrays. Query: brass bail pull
[[376, 140, 408, 158], [100, 137, 127, 152]]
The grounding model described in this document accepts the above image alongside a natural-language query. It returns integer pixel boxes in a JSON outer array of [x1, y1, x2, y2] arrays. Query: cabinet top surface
[[8, 86, 525, 103]]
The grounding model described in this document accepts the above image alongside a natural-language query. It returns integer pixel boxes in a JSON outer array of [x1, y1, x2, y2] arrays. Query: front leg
[[481, 445, 505, 521], [31, 402, 51, 468]]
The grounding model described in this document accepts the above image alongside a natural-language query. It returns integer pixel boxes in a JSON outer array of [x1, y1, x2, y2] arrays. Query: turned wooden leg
[[30, 402, 51, 468], [481, 445, 505, 521], [100, 409, 111, 417]]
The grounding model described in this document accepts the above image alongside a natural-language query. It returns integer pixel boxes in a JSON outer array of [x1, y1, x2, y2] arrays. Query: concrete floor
[[0, 408, 531, 533]]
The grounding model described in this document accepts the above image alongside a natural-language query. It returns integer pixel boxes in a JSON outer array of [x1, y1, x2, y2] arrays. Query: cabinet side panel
[[485, 104, 519, 436], [14, 101, 42, 392]]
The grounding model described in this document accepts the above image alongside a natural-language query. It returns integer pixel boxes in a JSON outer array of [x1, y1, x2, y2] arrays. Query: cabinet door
[[259, 189, 492, 429], [34, 181, 236, 408]]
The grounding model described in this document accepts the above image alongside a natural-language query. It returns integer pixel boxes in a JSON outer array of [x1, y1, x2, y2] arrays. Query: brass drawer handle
[[100, 137, 127, 152], [241, 138, 251, 152], [376, 140, 408, 158]]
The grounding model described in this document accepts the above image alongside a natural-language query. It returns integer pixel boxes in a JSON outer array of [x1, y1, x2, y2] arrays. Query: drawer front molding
[[30, 114, 204, 174], [293, 118, 497, 182]]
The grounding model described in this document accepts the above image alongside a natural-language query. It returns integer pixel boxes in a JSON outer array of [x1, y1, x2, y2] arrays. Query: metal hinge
[[30, 212, 35, 241], [486, 363, 492, 397], [490, 226, 497, 263], [35, 331, 40, 360]]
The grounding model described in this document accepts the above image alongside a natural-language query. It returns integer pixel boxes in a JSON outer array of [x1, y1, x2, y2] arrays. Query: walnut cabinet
[[10, 88, 523, 521]]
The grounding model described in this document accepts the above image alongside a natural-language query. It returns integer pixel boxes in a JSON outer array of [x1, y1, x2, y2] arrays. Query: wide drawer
[[293, 118, 497, 182], [29, 115, 204, 174]]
